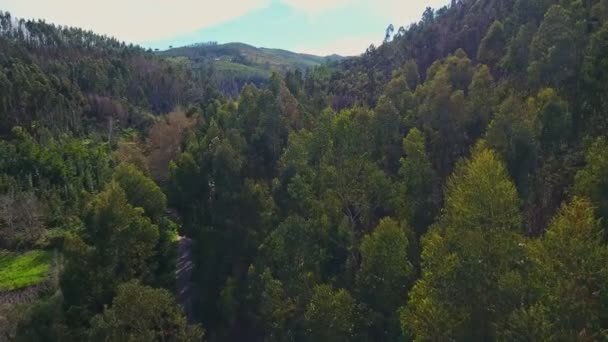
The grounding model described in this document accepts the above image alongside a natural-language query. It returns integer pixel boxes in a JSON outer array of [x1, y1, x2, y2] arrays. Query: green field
[[212, 60, 270, 78], [0, 250, 52, 291]]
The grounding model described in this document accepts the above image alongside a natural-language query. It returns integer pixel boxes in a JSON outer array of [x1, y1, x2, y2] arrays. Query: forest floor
[[176, 235, 195, 323]]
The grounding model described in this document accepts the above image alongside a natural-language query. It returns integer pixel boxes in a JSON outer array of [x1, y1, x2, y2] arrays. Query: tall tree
[[61, 182, 159, 323], [398, 128, 436, 231], [500, 198, 608, 340], [528, 5, 584, 88], [402, 145, 524, 341], [357, 218, 413, 339], [477, 20, 506, 67], [574, 137, 608, 226]]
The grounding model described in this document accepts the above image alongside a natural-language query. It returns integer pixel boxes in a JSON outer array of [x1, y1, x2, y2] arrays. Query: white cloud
[[280, 0, 352, 14], [368, 0, 451, 26], [2, 0, 270, 43], [296, 34, 381, 56]]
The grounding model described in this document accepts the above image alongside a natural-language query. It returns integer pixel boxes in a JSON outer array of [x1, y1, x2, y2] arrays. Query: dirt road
[[176, 235, 195, 323]]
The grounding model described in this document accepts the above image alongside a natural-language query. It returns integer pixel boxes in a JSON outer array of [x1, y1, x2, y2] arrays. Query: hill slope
[[159, 42, 343, 95], [160, 42, 342, 70]]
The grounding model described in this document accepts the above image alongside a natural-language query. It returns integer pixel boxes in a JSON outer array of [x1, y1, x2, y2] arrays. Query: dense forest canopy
[[3, 0, 608, 340]]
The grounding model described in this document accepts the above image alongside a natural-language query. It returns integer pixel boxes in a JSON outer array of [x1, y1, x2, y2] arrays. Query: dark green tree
[[113, 163, 167, 222], [304, 284, 356, 342], [528, 5, 584, 87], [89, 281, 204, 341], [477, 20, 506, 67], [61, 182, 159, 323], [398, 128, 436, 231]]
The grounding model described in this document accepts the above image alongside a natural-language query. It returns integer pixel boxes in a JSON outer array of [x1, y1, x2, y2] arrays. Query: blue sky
[[2, 0, 450, 56]]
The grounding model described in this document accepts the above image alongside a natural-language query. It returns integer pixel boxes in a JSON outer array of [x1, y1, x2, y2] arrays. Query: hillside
[[4, 0, 608, 341], [160, 42, 342, 70], [159, 42, 343, 95]]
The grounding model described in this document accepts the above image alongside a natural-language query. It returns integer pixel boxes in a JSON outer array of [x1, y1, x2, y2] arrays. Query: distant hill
[[158, 42, 344, 95], [159, 42, 343, 70]]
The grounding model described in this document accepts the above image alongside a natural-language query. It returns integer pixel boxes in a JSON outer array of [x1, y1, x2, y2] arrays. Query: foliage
[[442, 145, 522, 232], [113, 163, 167, 222], [403, 145, 525, 341], [304, 284, 355, 342], [477, 20, 506, 67], [8, 0, 608, 340], [357, 218, 413, 314], [60, 182, 159, 323], [399, 128, 436, 230], [500, 198, 608, 340], [89, 281, 204, 341], [574, 137, 608, 224]]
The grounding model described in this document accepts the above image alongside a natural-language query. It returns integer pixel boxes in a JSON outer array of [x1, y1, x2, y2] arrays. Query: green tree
[[304, 284, 355, 342], [321, 108, 397, 234], [373, 96, 402, 173], [501, 23, 535, 79], [61, 182, 159, 322], [466, 64, 497, 141], [356, 218, 413, 340], [247, 268, 296, 342], [357, 218, 413, 315], [83, 182, 159, 279], [531, 88, 571, 152], [442, 144, 522, 232], [89, 281, 204, 341], [113, 163, 167, 222], [402, 146, 524, 341], [414, 50, 473, 177], [500, 198, 608, 340], [399, 128, 436, 231], [477, 20, 506, 67], [13, 294, 70, 341], [574, 137, 608, 225], [402, 59, 421, 92], [582, 22, 608, 132], [260, 216, 328, 296], [528, 5, 584, 87], [485, 96, 537, 196]]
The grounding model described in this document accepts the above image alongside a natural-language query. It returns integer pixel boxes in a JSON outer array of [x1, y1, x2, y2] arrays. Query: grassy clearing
[[0, 250, 52, 291]]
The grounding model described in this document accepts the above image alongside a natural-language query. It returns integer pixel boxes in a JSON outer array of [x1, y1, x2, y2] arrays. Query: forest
[[2, 0, 608, 340]]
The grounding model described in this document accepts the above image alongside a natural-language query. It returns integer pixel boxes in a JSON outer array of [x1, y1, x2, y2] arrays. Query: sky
[[1, 0, 450, 56]]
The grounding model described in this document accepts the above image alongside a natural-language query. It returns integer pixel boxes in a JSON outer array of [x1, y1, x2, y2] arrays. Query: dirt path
[[176, 235, 195, 323]]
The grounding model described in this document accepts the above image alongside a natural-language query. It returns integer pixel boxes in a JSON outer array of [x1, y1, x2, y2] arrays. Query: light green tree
[[500, 198, 608, 340], [442, 144, 522, 232], [357, 218, 413, 314], [574, 137, 608, 224], [402, 145, 525, 341]]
